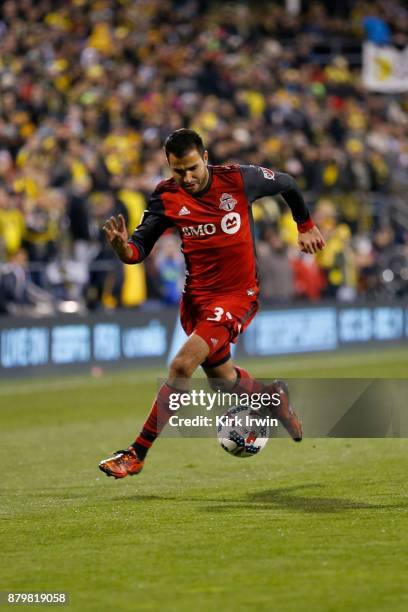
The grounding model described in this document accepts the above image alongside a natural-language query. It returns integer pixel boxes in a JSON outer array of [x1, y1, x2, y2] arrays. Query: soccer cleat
[[268, 380, 302, 442], [98, 448, 144, 479]]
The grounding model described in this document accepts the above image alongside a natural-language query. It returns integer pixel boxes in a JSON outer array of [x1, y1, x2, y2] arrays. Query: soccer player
[[99, 129, 325, 479]]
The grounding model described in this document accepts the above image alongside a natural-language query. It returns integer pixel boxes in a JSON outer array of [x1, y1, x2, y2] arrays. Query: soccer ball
[[217, 404, 269, 458]]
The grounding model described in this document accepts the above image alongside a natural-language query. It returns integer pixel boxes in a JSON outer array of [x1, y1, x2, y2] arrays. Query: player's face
[[168, 148, 209, 194]]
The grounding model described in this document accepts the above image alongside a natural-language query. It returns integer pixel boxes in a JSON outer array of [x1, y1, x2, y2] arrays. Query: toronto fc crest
[[219, 193, 237, 211]]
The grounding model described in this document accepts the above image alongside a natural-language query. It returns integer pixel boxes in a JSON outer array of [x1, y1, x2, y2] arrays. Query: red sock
[[132, 382, 175, 459], [233, 366, 266, 394]]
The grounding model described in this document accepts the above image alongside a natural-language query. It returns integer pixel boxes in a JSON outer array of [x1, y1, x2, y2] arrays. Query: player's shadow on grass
[[201, 484, 407, 514], [115, 484, 407, 515]]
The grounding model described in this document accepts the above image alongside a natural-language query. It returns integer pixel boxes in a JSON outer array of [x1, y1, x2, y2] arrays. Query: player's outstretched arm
[[103, 214, 136, 262], [298, 225, 325, 254], [239, 165, 326, 255]]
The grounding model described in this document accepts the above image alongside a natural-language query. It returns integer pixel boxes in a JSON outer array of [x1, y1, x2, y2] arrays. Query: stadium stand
[[0, 0, 407, 315]]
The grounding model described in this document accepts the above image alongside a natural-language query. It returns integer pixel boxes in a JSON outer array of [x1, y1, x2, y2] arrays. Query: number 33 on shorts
[[207, 306, 233, 322]]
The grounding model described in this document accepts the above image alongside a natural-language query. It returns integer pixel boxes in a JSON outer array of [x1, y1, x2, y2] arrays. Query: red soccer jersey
[[129, 164, 312, 300]]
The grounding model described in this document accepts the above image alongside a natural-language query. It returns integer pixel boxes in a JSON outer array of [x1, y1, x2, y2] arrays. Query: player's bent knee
[[169, 356, 195, 380]]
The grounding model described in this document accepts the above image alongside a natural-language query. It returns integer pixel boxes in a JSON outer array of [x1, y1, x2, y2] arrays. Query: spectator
[[257, 227, 295, 303], [86, 191, 128, 310], [0, 187, 24, 257], [0, 248, 55, 315], [362, 7, 391, 45], [154, 235, 185, 306]]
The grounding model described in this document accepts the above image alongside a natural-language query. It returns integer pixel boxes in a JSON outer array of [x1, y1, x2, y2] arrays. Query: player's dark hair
[[164, 129, 205, 159]]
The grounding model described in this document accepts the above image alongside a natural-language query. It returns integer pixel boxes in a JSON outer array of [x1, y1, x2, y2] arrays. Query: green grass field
[[1, 346, 408, 611]]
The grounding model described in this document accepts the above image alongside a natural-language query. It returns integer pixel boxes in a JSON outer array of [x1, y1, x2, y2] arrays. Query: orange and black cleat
[[268, 380, 302, 442], [98, 448, 144, 479]]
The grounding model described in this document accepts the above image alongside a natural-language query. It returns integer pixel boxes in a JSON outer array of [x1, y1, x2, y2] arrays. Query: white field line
[[0, 349, 406, 397]]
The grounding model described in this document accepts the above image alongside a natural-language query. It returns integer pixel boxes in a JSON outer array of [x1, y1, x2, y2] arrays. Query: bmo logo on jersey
[[182, 223, 216, 237], [182, 214, 241, 238], [221, 212, 241, 235]]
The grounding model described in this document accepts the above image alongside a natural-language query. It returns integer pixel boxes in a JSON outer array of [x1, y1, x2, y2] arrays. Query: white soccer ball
[[217, 405, 269, 458]]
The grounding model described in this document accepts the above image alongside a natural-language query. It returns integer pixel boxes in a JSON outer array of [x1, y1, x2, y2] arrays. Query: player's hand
[[102, 214, 129, 257], [298, 226, 325, 254]]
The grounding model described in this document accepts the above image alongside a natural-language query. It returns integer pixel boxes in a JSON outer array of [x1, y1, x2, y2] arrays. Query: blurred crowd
[[0, 0, 407, 316]]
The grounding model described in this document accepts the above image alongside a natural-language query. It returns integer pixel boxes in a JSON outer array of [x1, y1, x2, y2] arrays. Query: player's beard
[[183, 170, 209, 193], [182, 181, 198, 192]]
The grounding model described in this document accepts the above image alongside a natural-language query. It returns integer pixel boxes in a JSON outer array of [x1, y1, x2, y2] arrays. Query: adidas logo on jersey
[[178, 206, 190, 216], [210, 338, 219, 347]]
